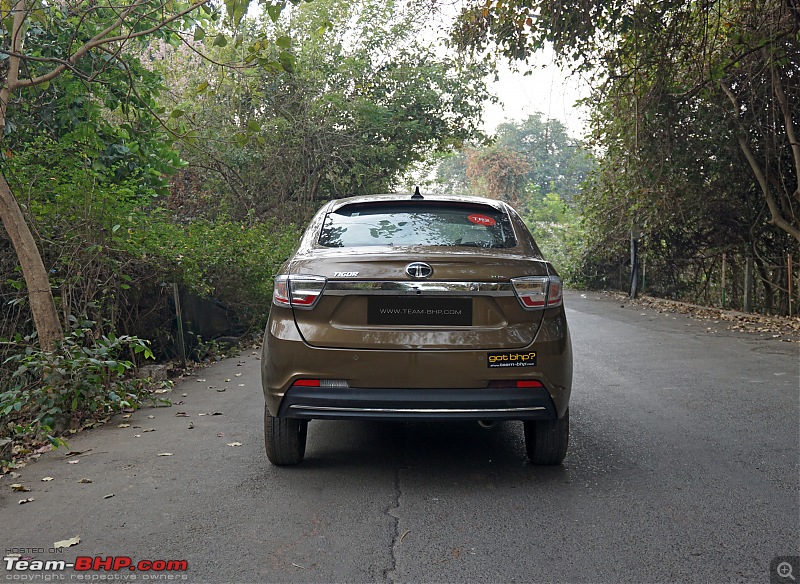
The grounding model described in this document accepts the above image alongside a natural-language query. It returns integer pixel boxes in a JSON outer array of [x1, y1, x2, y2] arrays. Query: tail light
[[272, 275, 327, 309], [511, 276, 563, 310]]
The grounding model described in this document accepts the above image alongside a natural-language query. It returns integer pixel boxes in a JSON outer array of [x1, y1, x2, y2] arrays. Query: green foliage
[[0, 322, 159, 464], [154, 0, 492, 223], [454, 0, 799, 311], [436, 114, 595, 206], [130, 217, 300, 327], [494, 114, 595, 206], [0, 128, 298, 363], [0, 0, 307, 465], [525, 192, 585, 285]]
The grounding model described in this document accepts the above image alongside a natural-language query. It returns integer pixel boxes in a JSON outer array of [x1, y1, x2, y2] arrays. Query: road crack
[[384, 464, 402, 583]]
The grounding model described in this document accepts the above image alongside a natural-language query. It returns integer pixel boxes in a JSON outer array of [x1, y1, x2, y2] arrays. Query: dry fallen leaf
[[157, 452, 173, 457], [142, 428, 156, 433], [134, 435, 142, 438], [122, 414, 132, 419], [118, 423, 131, 428], [103, 494, 115, 499], [41, 477, 53, 482], [18, 497, 34, 505], [67, 459, 80, 464], [216, 388, 226, 392], [238, 384, 245, 387], [217, 432, 226, 437], [77, 478, 92, 484], [10, 484, 31, 492], [226, 442, 242, 447], [187, 422, 195, 430], [147, 415, 155, 419], [53, 536, 80, 549], [235, 373, 242, 377], [175, 412, 189, 417], [182, 393, 188, 397], [224, 379, 231, 382]]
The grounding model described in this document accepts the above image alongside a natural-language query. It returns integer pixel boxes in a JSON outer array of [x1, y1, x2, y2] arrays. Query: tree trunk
[[0, 0, 63, 351], [0, 174, 63, 351]]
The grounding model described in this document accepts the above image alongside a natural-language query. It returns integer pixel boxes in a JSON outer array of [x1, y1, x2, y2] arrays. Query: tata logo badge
[[333, 271, 359, 277], [405, 262, 433, 279]]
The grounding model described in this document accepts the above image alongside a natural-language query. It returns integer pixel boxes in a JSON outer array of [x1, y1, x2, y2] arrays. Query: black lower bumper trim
[[277, 386, 558, 421]]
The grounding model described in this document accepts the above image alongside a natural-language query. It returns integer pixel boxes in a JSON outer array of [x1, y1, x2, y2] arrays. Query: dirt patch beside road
[[612, 291, 800, 343]]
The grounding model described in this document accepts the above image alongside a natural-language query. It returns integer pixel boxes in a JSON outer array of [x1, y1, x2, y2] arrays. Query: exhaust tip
[[477, 420, 496, 429]]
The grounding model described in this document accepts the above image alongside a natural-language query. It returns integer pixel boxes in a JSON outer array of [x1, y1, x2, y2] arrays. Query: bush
[[525, 192, 586, 286], [0, 320, 162, 466], [128, 216, 300, 332]]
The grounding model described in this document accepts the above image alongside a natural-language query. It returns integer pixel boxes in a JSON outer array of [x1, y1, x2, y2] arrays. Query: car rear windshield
[[318, 203, 517, 248]]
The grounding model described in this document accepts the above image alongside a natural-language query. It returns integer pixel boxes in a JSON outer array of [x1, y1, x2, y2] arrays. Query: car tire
[[524, 408, 569, 465], [264, 405, 307, 466]]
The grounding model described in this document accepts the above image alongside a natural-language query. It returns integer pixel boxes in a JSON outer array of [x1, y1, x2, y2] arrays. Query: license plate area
[[368, 297, 473, 326]]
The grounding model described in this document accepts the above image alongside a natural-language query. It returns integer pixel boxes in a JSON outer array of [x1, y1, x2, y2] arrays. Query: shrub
[[0, 320, 163, 466]]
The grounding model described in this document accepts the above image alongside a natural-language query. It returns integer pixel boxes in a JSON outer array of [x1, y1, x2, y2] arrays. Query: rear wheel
[[524, 409, 569, 465], [264, 405, 307, 466]]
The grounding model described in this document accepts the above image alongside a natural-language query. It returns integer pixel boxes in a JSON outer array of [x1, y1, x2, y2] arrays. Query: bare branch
[[770, 61, 800, 204], [721, 80, 800, 242]]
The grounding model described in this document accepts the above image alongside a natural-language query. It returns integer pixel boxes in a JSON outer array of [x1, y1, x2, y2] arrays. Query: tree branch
[[12, 0, 211, 90], [770, 60, 800, 204], [721, 80, 800, 242], [0, 0, 28, 135]]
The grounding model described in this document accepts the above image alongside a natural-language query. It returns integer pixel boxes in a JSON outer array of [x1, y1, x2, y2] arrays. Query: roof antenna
[[411, 186, 424, 199]]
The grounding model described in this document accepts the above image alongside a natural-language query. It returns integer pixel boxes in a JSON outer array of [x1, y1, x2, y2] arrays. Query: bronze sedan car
[[261, 191, 572, 465]]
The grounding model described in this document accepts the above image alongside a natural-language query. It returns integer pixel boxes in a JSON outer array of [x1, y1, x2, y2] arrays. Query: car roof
[[326, 193, 511, 213]]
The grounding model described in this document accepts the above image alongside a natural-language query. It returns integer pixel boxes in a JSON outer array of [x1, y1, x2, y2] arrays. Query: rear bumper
[[262, 305, 572, 418], [277, 386, 558, 421]]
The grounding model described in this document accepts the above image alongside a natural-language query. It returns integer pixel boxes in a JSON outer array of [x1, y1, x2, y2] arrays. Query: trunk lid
[[288, 248, 549, 350]]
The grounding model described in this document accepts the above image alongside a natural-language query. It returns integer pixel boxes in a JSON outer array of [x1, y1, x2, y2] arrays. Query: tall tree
[[494, 114, 593, 205], [451, 0, 800, 244], [435, 113, 594, 207], [156, 0, 492, 222], [465, 146, 530, 205], [0, 0, 285, 349]]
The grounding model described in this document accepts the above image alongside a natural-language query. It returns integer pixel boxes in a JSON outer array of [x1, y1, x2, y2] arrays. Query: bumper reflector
[[292, 379, 320, 387], [291, 379, 349, 388], [488, 380, 545, 389]]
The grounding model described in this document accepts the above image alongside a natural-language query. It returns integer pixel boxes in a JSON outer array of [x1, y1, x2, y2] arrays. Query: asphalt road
[[2, 291, 798, 584]]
